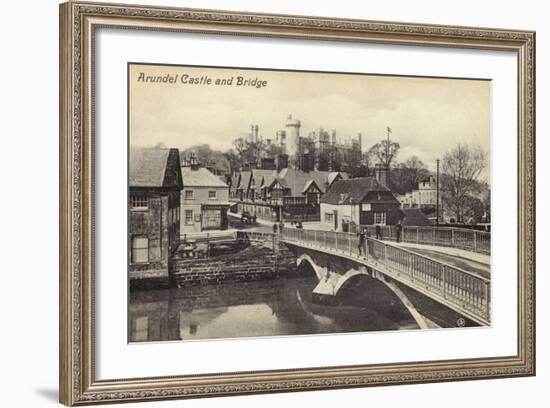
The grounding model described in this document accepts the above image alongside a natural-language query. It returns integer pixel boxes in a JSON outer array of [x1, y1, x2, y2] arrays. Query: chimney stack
[[375, 163, 388, 187]]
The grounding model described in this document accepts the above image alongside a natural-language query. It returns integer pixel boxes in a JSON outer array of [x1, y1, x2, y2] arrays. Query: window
[[208, 190, 217, 199], [374, 212, 386, 225], [130, 195, 148, 210], [176, 206, 180, 222], [325, 212, 334, 223], [184, 190, 194, 200], [185, 209, 194, 225], [307, 192, 319, 205], [203, 209, 221, 228], [131, 236, 149, 263]]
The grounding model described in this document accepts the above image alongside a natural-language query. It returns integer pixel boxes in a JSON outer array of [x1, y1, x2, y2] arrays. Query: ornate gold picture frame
[[59, 1, 535, 405]]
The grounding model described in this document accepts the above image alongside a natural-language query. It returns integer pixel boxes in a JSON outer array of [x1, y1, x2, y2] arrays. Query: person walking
[[357, 228, 366, 256], [396, 220, 403, 243]]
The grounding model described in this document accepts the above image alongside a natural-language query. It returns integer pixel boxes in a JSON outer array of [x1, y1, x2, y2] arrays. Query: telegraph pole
[[386, 126, 392, 167], [436, 159, 440, 225]]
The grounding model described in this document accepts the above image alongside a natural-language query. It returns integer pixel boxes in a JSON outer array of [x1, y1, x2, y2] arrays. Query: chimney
[[375, 163, 388, 187], [277, 154, 288, 170], [189, 152, 200, 170]]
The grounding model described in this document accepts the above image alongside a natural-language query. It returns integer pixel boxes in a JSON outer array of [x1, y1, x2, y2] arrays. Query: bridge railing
[[353, 225, 490, 255], [401, 226, 490, 254], [282, 228, 491, 324]]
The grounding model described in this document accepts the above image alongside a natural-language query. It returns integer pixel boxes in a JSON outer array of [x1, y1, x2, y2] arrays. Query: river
[[129, 275, 419, 342]]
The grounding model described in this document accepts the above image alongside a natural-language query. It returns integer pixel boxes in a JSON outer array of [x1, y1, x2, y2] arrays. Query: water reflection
[[129, 276, 418, 342]]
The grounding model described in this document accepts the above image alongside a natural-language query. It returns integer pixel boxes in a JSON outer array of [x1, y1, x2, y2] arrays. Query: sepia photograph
[[127, 63, 491, 343]]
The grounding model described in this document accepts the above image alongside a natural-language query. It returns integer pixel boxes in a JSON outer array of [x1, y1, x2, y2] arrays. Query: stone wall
[[171, 245, 299, 287]]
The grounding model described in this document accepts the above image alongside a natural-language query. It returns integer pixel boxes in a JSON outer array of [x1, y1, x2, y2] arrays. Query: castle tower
[[285, 114, 301, 160]]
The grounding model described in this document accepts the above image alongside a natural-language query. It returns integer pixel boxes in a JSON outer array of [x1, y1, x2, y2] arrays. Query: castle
[[242, 114, 363, 173]]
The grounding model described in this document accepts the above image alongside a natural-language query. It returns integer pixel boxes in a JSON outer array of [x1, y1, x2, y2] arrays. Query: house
[[129, 147, 183, 281], [398, 175, 439, 209], [180, 154, 230, 233], [320, 177, 402, 232], [266, 168, 346, 204], [401, 208, 433, 226], [236, 168, 348, 221]]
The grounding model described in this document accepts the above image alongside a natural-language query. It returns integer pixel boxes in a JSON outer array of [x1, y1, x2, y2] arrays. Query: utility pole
[[385, 126, 392, 187], [386, 126, 392, 167], [436, 158, 440, 226]]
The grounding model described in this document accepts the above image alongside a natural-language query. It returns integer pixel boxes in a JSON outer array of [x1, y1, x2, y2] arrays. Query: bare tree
[[441, 144, 487, 223], [390, 156, 430, 194], [224, 148, 241, 175], [362, 149, 374, 174], [368, 139, 400, 168]]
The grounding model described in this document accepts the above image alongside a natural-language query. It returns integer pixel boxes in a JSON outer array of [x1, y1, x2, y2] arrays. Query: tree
[[390, 156, 430, 194], [368, 139, 400, 168], [362, 149, 374, 174], [224, 148, 241, 175], [440, 144, 487, 223], [180, 144, 230, 174]]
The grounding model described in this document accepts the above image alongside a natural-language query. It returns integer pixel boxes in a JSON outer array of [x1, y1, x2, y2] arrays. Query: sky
[[129, 63, 491, 174]]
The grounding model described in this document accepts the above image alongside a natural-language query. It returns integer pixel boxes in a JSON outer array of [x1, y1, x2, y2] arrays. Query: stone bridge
[[281, 228, 491, 328]]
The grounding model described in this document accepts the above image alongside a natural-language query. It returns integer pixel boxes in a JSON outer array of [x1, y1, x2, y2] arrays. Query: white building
[[398, 175, 440, 208], [180, 156, 230, 233]]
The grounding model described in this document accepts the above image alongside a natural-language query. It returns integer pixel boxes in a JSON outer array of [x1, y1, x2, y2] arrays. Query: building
[[129, 147, 183, 281], [400, 208, 433, 226], [229, 167, 347, 221], [239, 114, 363, 173], [180, 154, 230, 233], [398, 175, 439, 209], [320, 176, 402, 232]]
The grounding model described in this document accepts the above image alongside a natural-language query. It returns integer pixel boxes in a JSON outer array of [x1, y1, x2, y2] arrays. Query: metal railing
[[282, 228, 491, 324], [350, 225, 490, 255], [235, 231, 276, 242]]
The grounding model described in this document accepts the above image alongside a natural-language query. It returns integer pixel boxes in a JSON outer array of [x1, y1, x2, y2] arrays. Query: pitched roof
[[260, 171, 277, 189], [181, 167, 228, 188], [328, 172, 348, 185], [130, 148, 180, 188], [238, 171, 252, 190], [401, 208, 433, 226], [275, 168, 340, 196], [230, 172, 240, 188], [302, 180, 322, 194], [251, 169, 275, 189], [321, 177, 389, 205]]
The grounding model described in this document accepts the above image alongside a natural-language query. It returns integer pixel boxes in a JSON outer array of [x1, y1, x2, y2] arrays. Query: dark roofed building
[[228, 167, 348, 222], [129, 148, 183, 283], [401, 208, 433, 227], [320, 177, 402, 232]]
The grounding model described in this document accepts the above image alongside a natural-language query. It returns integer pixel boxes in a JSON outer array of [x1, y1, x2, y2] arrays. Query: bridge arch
[[331, 266, 431, 330], [296, 254, 325, 280], [332, 267, 370, 295]]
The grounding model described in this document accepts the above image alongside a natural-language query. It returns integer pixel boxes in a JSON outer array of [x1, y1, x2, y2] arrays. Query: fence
[[348, 225, 490, 255], [282, 228, 491, 324]]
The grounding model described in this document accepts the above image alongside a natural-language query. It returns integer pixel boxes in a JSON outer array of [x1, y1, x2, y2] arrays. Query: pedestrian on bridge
[[358, 228, 366, 256], [375, 224, 381, 240], [396, 220, 403, 243]]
